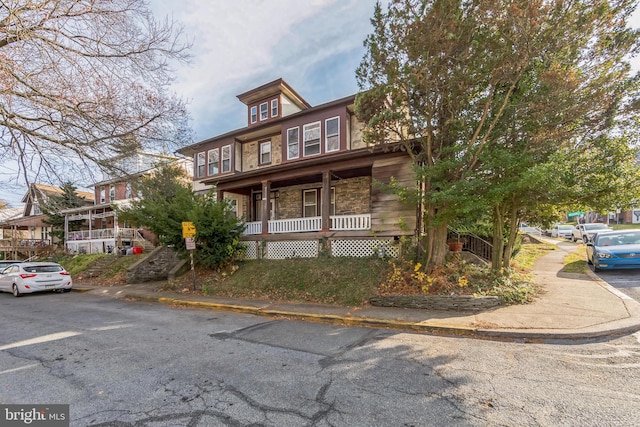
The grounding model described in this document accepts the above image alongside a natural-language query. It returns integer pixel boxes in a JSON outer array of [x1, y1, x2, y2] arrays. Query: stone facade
[[126, 246, 181, 283], [276, 176, 371, 219], [242, 135, 282, 171]]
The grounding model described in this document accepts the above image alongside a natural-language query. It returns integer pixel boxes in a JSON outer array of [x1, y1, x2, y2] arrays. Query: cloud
[[152, 0, 377, 139]]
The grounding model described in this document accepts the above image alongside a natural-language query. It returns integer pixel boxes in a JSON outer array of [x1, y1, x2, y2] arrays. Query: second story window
[[208, 148, 219, 175], [100, 187, 106, 204], [196, 152, 205, 178], [125, 183, 132, 199], [304, 122, 321, 156], [109, 185, 115, 201], [326, 117, 340, 152], [271, 99, 278, 117], [287, 127, 299, 160], [259, 140, 271, 165], [260, 102, 268, 120], [250, 106, 257, 124], [221, 145, 231, 173]]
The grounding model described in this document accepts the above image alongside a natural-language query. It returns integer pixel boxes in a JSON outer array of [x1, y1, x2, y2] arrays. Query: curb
[[124, 293, 640, 342]]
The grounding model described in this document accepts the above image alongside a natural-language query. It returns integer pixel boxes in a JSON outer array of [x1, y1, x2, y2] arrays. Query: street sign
[[182, 221, 196, 238], [185, 237, 196, 250]]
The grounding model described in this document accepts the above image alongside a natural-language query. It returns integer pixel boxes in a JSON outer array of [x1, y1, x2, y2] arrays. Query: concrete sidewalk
[[75, 241, 640, 341]]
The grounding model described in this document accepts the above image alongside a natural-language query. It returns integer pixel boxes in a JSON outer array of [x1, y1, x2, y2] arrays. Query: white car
[[0, 262, 73, 297], [551, 224, 574, 239], [571, 223, 612, 243]]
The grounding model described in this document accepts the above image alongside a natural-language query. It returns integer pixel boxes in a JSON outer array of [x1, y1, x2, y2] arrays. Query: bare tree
[[0, 0, 192, 190]]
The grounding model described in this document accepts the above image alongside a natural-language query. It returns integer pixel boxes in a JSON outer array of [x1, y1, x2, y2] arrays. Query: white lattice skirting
[[243, 239, 399, 259]]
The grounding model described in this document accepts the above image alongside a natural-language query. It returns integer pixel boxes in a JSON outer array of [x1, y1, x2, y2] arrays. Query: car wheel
[[12, 284, 21, 297], [583, 236, 589, 243]]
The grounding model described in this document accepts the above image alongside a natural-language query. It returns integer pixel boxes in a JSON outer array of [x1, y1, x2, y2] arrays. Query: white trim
[[221, 145, 231, 173], [250, 106, 257, 124], [287, 126, 299, 160], [208, 148, 219, 175], [303, 121, 321, 157], [325, 116, 340, 152], [271, 98, 278, 117], [259, 102, 268, 120], [259, 140, 271, 165]]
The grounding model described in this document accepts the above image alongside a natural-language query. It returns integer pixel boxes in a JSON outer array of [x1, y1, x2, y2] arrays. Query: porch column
[[261, 180, 271, 235], [321, 170, 331, 232]]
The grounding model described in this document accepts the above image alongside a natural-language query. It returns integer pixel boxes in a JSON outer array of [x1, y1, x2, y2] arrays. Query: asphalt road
[[594, 269, 640, 302], [2, 292, 640, 426]]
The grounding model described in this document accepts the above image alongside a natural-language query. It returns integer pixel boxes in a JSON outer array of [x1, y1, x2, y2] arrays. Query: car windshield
[[21, 265, 63, 273], [597, 232, 640, 246], [585, 224, 609, 230]]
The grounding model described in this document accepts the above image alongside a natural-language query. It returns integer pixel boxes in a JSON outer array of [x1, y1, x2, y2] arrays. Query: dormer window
[[250, 106, 257, 124], [271, 99, 278, 117], [259, 102, 268, 121]]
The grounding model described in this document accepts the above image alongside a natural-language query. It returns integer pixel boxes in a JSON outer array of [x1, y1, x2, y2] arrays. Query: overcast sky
[[1, 0, 638, 207]]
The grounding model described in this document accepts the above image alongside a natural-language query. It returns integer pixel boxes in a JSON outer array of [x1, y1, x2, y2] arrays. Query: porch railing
[[67, 228, 142, 241], [243, 214, 372, 235]]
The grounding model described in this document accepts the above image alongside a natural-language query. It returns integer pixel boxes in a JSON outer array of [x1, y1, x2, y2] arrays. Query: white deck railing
[[331, 214, 371, 231], [243, 214, 371, 235]]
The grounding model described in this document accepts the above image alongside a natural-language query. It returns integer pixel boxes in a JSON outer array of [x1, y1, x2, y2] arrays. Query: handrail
[[447, 227, 493, 262]]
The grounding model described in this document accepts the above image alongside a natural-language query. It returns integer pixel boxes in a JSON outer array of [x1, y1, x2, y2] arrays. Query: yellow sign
[[182, 221, 196, 238]]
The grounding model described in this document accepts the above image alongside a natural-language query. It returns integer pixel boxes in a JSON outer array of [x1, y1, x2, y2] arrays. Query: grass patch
[[192, 257, 391, 307], [561, 244, 588, 274], [54, 253, 108, 275], [510, 243, 557, 271], [54, 253, 145, 284]]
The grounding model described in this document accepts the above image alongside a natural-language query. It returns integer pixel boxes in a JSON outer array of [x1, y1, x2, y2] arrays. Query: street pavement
[[74, 240, 640, 342]]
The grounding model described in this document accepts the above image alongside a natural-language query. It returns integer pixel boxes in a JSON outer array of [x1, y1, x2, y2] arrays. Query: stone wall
[[126, 246, 182, 283], [277, 176, 371, 219], [369, 295, 504, 312]]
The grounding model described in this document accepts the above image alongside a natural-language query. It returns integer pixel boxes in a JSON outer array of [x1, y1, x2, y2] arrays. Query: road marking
[[0, 364, 40, 375], [0, 331, 81, 351], [88, 324, 133, 331]]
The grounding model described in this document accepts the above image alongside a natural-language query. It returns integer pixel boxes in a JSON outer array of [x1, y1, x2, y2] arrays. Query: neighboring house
[[0, 184, 94, 259], [176, 78, 417, 259], [61, 153, 192, 255]]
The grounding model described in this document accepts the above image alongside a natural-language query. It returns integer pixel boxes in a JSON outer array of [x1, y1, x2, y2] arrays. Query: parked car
[[550, 224, 574, 239], [0, 262, 72, 297], [571, 223, 612, 243], [586, 229, 640, 271], [0, 260, 23, 270]]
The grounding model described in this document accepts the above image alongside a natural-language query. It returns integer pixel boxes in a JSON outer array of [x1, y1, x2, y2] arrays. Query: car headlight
[[595, 252, 614, 258]]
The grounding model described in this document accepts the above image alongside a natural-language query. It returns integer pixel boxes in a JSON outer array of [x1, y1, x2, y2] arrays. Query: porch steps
[[76, 255, 121, 283]]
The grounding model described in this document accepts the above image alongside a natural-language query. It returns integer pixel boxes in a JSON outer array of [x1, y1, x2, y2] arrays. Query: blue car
[[586, 229, 640, 271]]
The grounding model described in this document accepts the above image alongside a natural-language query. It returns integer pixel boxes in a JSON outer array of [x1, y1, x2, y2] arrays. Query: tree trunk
[[491, 204, 505, 273], [502, 202, 520, 270]]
